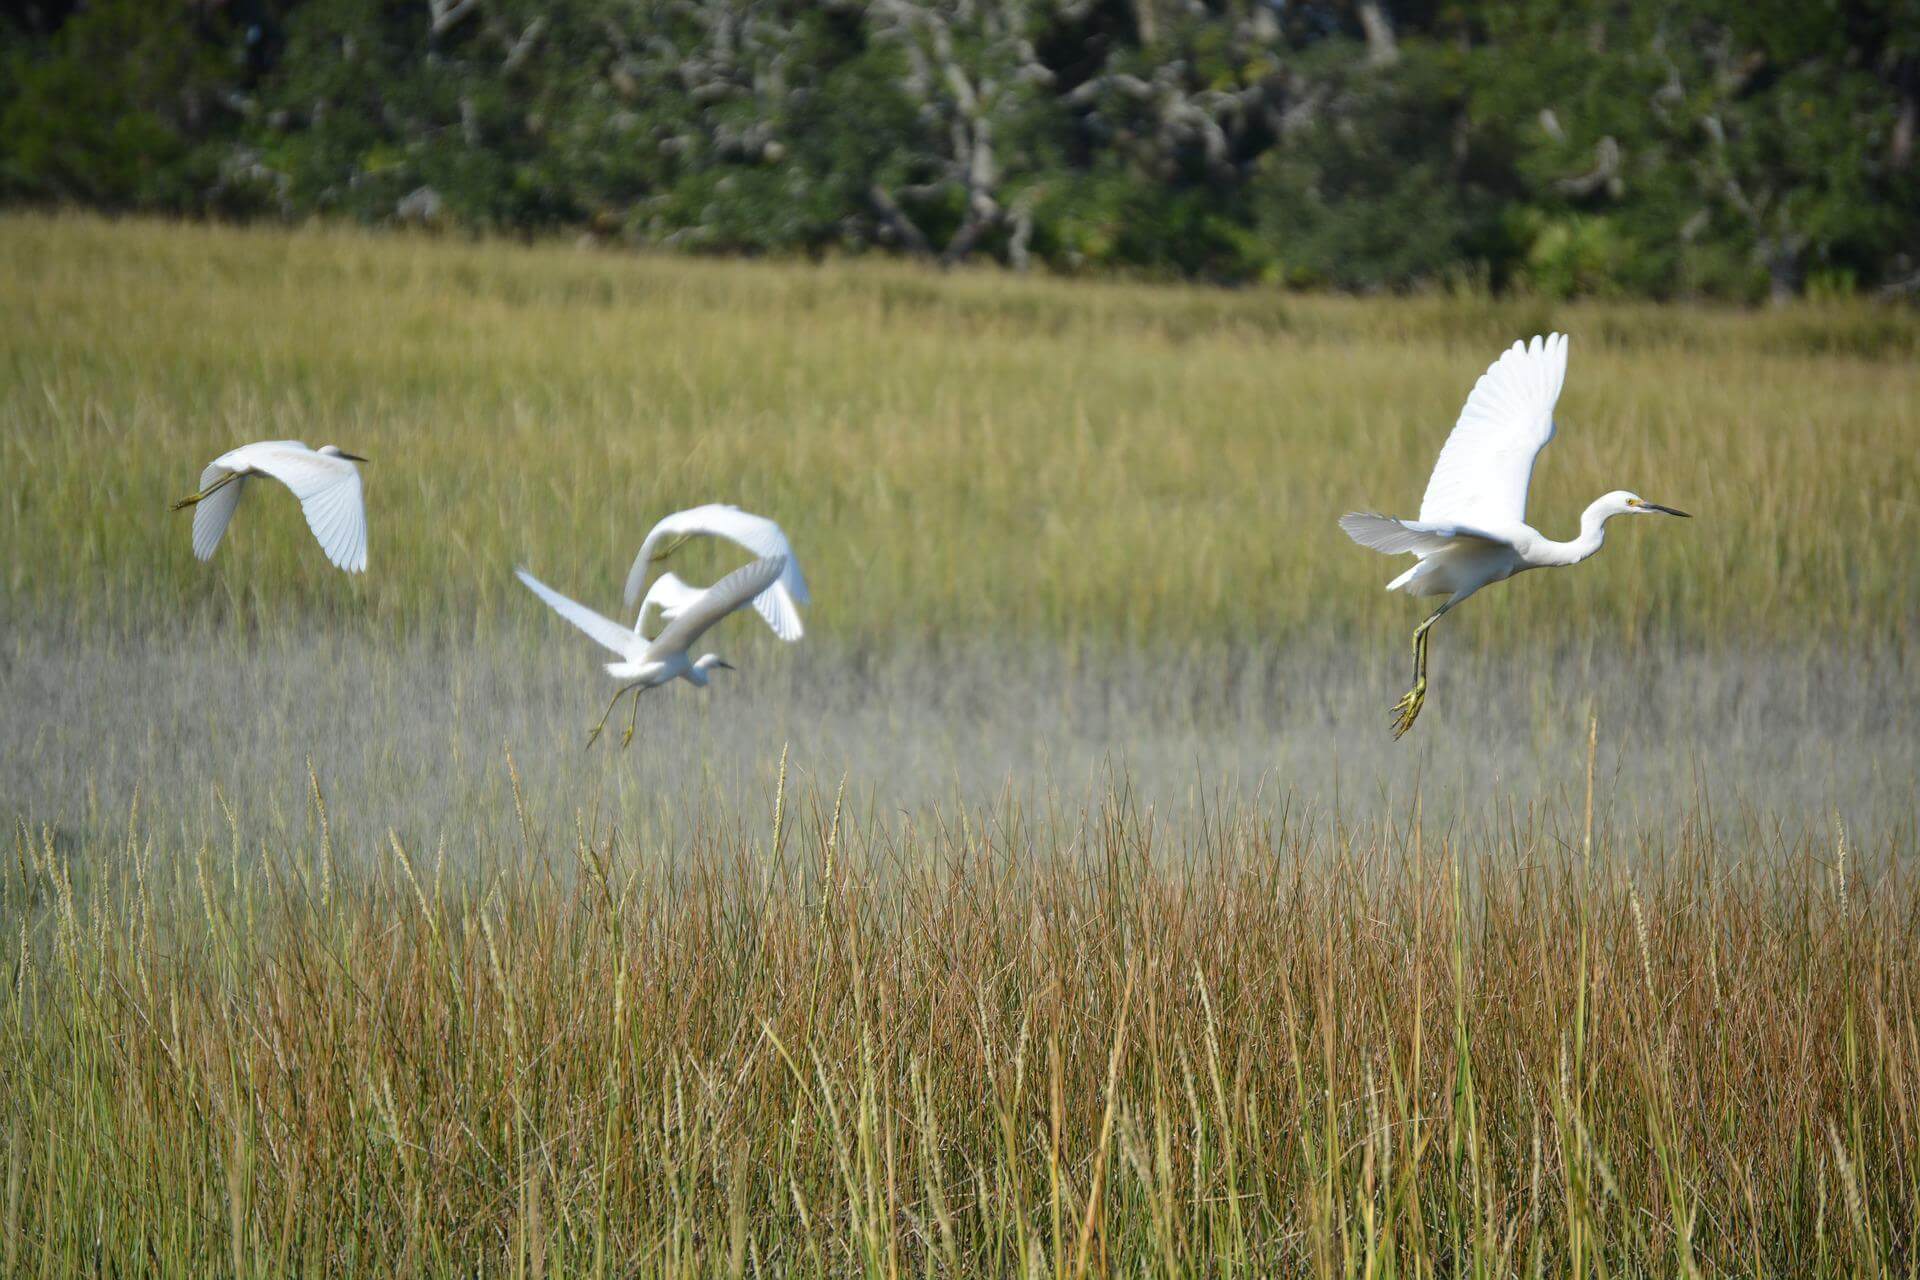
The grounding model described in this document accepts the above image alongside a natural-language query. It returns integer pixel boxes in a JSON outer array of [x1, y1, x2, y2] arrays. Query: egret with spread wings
[[1340, 333, 1690, 739], [172, 440, 369, 573], [623, 504, 808, 641], [517, 554, 788, 748]]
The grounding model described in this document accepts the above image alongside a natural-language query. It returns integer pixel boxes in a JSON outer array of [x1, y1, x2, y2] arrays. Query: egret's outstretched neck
[[1535, 497, 1621, 567]]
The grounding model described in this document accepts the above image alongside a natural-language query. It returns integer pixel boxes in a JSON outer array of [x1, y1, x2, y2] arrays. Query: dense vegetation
[[4, 0, 1917, 301]]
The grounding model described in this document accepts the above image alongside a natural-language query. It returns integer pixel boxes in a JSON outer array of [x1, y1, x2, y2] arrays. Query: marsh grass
[[4, 766, 1917, 1276], [4, 215, 1920, 1274], [3, 213, 1918, 648]]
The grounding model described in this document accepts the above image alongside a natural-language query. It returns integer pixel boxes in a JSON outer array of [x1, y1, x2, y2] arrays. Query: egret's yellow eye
[[1626, 497, 1643, 507]]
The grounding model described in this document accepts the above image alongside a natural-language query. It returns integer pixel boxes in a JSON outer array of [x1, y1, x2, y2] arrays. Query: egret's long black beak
[[1645, 502, 1690, 518], [338, 452, 370, 463], [715, 660, 736, 671]]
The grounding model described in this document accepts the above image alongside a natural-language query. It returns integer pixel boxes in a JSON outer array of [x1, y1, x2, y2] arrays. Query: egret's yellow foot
[[1389, 609, 1440, 739], [1389, 681, 1427, 739], [621, 687, 642, 748]]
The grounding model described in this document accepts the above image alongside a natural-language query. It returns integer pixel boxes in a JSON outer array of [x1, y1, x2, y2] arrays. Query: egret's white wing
[[215, 440, 311, 469], [238, 443, 369, 573], [748, 582, 805, 643], [516, 569, 642, 659], [635, 571, 704, 637], [190, 463, 249, 561], [623, 503, 808, 641], [1418, 333, 1568, 528], [1338, 512, 1511, 557], [645, 555, 787, 660]]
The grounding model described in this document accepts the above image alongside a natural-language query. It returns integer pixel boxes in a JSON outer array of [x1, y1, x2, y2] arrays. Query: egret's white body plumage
[[519, 554, 788, 745], [623, 504, 808, 641], [1341, 333, 1689, 736], [179, 440, 368, 573]]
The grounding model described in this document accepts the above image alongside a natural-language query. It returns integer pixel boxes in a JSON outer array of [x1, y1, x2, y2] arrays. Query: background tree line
[[3, 0, 1916, 301]]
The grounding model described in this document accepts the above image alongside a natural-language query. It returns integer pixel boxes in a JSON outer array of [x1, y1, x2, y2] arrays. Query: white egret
[[517, 554, 788, 747], [622, 504, 808, 641], [172, 441, 369, 573], [1340, 333, 1690, 738]]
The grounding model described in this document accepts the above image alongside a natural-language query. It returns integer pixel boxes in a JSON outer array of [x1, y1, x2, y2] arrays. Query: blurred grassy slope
[[3, 213, 1915, 650]]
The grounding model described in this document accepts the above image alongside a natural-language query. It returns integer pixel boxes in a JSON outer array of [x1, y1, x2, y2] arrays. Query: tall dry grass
[[5, 760, 1916, 1276]]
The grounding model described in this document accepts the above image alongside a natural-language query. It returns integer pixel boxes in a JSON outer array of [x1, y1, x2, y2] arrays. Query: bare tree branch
[[428, 0, 480, 39], [502, 17, 547, 74], [1357, 1, 1399, 68], [868, 184, 934, 256]]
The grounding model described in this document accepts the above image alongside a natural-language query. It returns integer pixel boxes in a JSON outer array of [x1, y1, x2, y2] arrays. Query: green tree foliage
[[2, 0, 1915, 299], [0, 0, 235, 208]]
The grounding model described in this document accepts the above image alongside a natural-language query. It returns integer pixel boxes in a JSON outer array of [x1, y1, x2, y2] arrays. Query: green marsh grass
[[3, 213, 1917, 648]]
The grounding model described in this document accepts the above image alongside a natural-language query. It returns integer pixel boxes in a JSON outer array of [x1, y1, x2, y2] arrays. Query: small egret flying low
[[1340, 333, 1690, 739], [517, 554, 788, 748], [623, 504, 809, 641], [172, 440, 369, 573]]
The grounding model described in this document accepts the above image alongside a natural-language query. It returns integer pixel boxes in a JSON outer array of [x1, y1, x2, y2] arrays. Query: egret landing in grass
[[623, 504, 809, 641], [517, 554, 788, 748], [1340, 333, 1690, 739], [172, 440, 369, 573]]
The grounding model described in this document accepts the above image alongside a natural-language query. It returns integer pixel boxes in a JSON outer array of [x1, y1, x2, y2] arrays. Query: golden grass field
[[4, 214, 1918, 645], [3, 214, 1919, 1275]]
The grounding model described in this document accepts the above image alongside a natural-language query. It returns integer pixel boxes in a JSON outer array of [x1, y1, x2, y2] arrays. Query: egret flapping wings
[[177, 440, 369, 573], [623, 504, 808, 641], [520, 554, 788, 749], [1338, 332, 1689, 740], [643, 555, 788, 662], [1416, 332, 1568, 530], [515, 568, 646, 663]]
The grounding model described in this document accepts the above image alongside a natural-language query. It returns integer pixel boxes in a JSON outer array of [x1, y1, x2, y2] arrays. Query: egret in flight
[[172, 441, 369, 573], [517, 554, 788, 748], [623, 504, 808, 641], [1340, 334, 1689, 738]]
